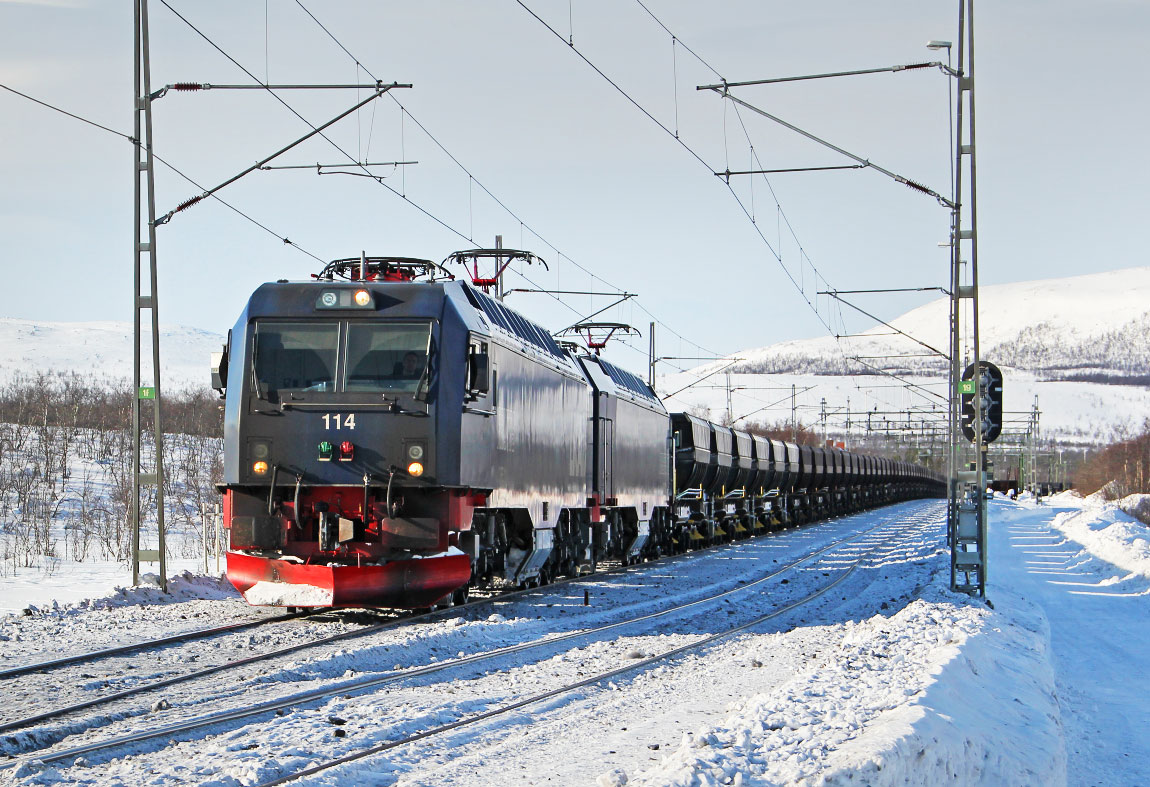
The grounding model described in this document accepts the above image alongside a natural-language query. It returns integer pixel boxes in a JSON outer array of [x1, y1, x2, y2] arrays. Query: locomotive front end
[[216, 259, 472, 608]]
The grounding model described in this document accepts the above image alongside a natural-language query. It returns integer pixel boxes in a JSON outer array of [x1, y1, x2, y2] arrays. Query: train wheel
[[451, 585, 470, 606]]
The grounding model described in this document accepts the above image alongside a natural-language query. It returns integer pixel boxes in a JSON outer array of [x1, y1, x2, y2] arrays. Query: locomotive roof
[[590, 356, 661, 404], [459, 283, 569, 362]]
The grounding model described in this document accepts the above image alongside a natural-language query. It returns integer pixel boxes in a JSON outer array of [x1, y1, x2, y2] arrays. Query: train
[[211, 252, 945, 609]]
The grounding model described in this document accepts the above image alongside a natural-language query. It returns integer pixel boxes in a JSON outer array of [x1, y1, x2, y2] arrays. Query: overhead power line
[[0, 80, 325, 264], [289, 0, 726, 370], [514, 0, 947, 417]]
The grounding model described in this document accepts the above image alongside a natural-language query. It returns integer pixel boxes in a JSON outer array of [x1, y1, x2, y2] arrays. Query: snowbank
[[619, 581, 1064, 787], [0, 564, 236, 617], [1046, 496, 1150, 580]]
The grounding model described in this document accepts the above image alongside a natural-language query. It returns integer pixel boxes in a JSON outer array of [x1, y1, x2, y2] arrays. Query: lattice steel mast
[[949, 0, 987, 596], [132, 0, 167, 589]]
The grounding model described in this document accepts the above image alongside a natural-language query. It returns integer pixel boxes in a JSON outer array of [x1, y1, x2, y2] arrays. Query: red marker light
[[339, 441, 354, 461]]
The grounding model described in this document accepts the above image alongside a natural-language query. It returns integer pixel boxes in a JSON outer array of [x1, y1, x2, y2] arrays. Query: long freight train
[[212, 253, 944, 608]]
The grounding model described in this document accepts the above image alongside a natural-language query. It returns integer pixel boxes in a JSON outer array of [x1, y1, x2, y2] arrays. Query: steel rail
[[10, 509, 910, 768], [258, 528, 897, 786], [0, 512, 848, 736], [0, 610, 311, 680]]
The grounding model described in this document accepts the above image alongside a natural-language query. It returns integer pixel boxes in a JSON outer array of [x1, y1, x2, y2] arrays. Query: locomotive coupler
[[318, 512, 356, 552]]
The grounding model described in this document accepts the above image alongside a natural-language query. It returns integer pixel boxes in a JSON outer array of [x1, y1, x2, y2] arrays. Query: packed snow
[[243, 581, 335, 608], [0, 560, 225, 616], [2, 494, 1147, 786]]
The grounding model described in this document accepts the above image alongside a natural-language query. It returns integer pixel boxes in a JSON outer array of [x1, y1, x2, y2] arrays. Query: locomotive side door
[[600, 415, 614, 501]]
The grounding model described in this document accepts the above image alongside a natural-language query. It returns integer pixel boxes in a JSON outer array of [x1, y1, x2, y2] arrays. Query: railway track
[[0, 545, 670, 739], [260, 513, 930, 786], [0, 609, 312, 681], [2, 503, 935, 779], [0, 505, 872, 744]]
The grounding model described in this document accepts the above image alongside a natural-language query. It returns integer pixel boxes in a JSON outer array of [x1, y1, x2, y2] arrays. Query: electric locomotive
[[213, 250, 945, 609], [212, 252, 668, 608]]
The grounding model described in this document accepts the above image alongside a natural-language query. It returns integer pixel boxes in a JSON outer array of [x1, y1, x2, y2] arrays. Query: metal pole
[[201, 503, 209, 575], [144, 0, 167, 591], [967, 0, 986, 595], [494, 235, 503, 300], [789, 385, 794, 440], [726, 372, 733, 424], [648, 321, 656, 389], [132, 0, 167, 590], [949, 0, 987, 597], [131, 0, 142, 588]]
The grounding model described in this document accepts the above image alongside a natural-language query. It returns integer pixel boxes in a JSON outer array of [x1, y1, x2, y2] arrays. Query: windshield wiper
[[381, 393, 428, 417]]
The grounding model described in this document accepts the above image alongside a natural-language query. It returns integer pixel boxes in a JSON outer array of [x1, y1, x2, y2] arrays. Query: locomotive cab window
[[250, 319, 434, 400], [345, 322, 432, 395], [252, 321, 339, 397]]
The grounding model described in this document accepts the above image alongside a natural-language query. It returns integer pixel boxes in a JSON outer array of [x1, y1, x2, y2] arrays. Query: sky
[[1, 0, 1148, 380]]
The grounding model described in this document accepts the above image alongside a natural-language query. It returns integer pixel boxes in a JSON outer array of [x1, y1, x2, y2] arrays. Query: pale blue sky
[[1, 1, 1146, 375]]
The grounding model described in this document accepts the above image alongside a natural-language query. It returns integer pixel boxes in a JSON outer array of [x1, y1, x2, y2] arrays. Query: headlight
[[252, 461, 269, 476], [353, 289, 372, 306], [407, 444, 424, 460], [407, 461, 424, 477]]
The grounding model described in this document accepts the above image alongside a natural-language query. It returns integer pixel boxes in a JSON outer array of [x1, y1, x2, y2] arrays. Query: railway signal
[[960, 361, 1003, 444]]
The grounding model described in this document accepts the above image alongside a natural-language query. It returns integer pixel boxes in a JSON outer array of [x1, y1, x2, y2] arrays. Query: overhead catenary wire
[[512, 0, 902, 373], [158, 0, 514, 271], [518, 3, 904, 420], [721, 77, 947, 415], [622, 1, 952, 419], [289, 0, 722, 372], [0, 80, 325, 265], [180, 3, 934, 423], [620, 3, 945, 418], [260, 0, 660, 369], [13, 11, 919, 430]]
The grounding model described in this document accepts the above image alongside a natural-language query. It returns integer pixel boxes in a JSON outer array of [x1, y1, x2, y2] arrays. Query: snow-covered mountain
[[0, 318, 224, 391], [724, 267, 1150, 381], [663, 267, 1150, 445]]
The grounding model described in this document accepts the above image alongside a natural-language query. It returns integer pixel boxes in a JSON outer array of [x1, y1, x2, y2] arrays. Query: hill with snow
[[0, 318, 224, 392], [723, 267, 1150, 381], [661, 267, 1150, 446]]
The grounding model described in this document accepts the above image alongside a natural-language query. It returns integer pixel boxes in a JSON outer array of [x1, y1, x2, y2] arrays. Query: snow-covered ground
[[2, 493, 1147, 786], [0, 560, 224, 616], [0, 420, 221, 615]]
